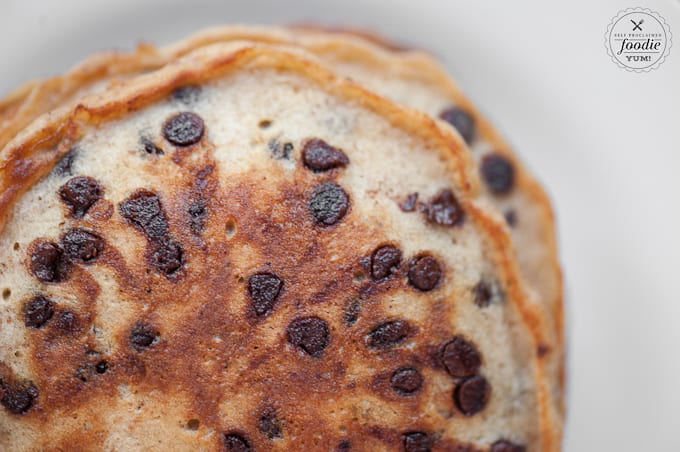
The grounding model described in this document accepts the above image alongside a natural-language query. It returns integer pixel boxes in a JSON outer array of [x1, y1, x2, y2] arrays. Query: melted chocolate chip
[[454, 375, 490, 415], [390, 367, 423, 395], [62, 228, 104, 262], [367, 320, 410, 349], [172, 85, 202, 104], [425, 189, 464, 226], [302, 138, 350, 172], [54, 148, 77, 176], [337, 440, 352, 451], [23, 296, 54, 328], [309, 182, 350, 226], [490, 440, 526, 452], [403, 431, 433, 452], [248, 272, 284, 317], [141, 136, 164, 155], [370, 245, 402, 281], [439, 107, 475, 144], [29, 240, 71, 283], [58, 176, 102, 218], [287, 316, 330, 357], [258, 406, 283, 439], [481, 154, 515, 195], [95, 361, 109, 374], [188, 200, 207, 233], [130, 322, 159, 350], [268, 139, 294, 160], [473, 281, 493, 308], [120, 190, 169, 239], [399, 193, 418, 212], [408, 255, 442, 291], [440, 336, 482, 378], [163, 112, 205, 147], [343, 299, 360, 325], [223, 433, 252, 452], [150, 237, 183, 275], [0, 381, 38, 414]]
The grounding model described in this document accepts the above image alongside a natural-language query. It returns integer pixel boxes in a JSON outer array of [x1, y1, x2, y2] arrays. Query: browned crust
[[0, 42, 559, 450]]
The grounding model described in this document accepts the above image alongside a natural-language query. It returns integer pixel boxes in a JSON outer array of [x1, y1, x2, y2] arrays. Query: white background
[[2, 1, 679, 450]]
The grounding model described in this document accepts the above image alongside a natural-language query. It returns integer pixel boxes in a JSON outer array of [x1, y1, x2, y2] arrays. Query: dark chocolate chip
[[54, 148, 77, 176], [55, 311, 79, 333], [248, 272, 284, 317], [141, 136, 164, 155], [408, 255, 442, 291], [163, 111, 204, 147], [426, 189, 464, 226], [62, 228, 104, 262], [440, 336, 482, 378], [172, 85, 202, 104], [120, 190, 169, 239], [481, 154, 515, 195], [287, 316, 330, 357], [309, 182, 350, 226], [454, 375, 490, 415], [439, 107, 475, 144], [370, 245, 402, 281], [473, 281, 493, 308], [403, 431, 433, 452], [223, 433, 252, 452], [399, 193, 418, 212], [23, 296, 54, 328], [95, 360, 109, 374], [258, 406, 283, 439], [367, 320, 410, 349], [267, 139, 294, 160], [188, 200, 207, 234], [302, 138, 349, 172], [337, 439, 352, 451], [390, 367, 423, 395], [343, 299, 360, 325], [29, 240, 71, 283], [490, 440, 527, 452], [504, 209, 517, 227], [58, 176, 102, 218], [0, 381, 38, 414], [130, 321, 159, 350], [150, 237, 183, 275]]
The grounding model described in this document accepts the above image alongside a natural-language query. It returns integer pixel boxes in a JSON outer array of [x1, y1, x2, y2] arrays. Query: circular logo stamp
[[605, 7, 672, 72]]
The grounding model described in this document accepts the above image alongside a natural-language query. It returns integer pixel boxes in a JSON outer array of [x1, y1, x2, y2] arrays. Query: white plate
[[2, 1, 679, 450]]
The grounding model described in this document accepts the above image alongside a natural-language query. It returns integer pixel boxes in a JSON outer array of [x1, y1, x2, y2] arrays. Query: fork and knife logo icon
[[631, 19, 644, 31]]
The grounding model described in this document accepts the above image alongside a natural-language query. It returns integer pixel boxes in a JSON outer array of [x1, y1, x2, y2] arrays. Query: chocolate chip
[[23, 296, 54, 328], [287, 316, 330, 357], [172, 85, 202, 104], [390, 367, 423, 395], [120, 190, 169, 239], [150, 237, 183, 275], [188, 200, 207, 234], [370, 245, 402, 281], [425, 189, 464, 226], [248, 272, 284, 317], [481, 154, 515, 195], [58, 176, 102, 218], [62, 228, 104, 262], [55, 311, 79, 333], [504, 209, 517, 227], [403, 431, 433, 452], [29, 240, 71, 283], [54, 148, 77, 176], [0, 381, 38, 414], [473, 281, 493, 308], [440, 336, 482, 378], [337, 440, 351, 451], [223, 433, 251, 452], [399, 193, 418, 212], [141, 136, 164, 155], [309, 182, 350, 226], [268, 139, 294, 160], [163, 112, 205, 146], [95, 361, 109, 374], [454, 375, 490, 415], [367, 320, 410, 349], [490, 440, 526, 452], [343, 299, 360, 325], [258, 406, 283, 439], [408, 255, 442, 291], [302, 138, 349, 172], [130, 321, 159, 350], [439, 107, 475, 144]]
